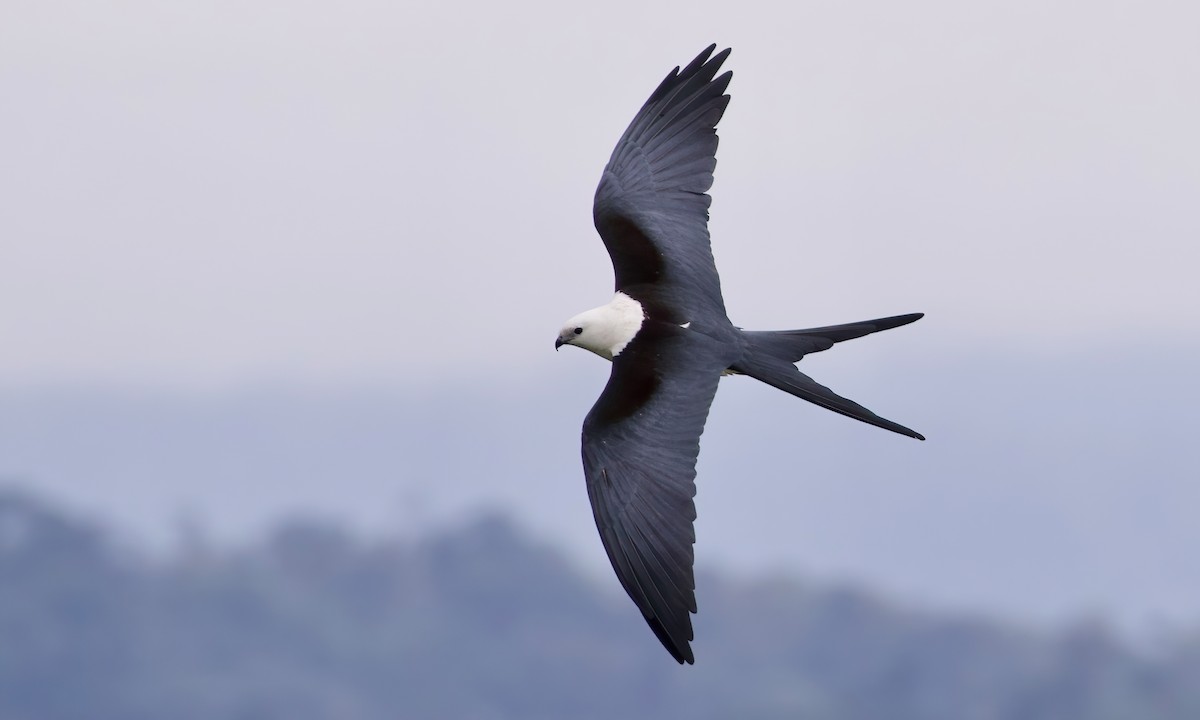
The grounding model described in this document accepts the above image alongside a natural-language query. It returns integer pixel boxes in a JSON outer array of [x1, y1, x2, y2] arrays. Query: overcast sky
[[2, 0, 1199, 629], [3, 0, 1197, 387]]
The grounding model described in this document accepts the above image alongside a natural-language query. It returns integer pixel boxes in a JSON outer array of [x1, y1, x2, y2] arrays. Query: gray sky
[[3, 1, 1199, 629], [3, 0, 1197, 386]]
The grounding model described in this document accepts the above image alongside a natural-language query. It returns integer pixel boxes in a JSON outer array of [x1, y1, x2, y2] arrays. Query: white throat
[[574, 292, 645, 360]]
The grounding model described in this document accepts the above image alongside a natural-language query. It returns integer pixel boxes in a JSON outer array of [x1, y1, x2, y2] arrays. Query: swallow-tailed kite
[[555, 45, 924, 664]]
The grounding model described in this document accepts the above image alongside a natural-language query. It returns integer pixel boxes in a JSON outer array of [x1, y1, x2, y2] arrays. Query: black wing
[[593, 45, 732, 323], [581, 325, 732, 664]]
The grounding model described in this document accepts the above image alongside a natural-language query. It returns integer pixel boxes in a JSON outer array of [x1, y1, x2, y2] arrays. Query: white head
[[555, 292, 645, 361]]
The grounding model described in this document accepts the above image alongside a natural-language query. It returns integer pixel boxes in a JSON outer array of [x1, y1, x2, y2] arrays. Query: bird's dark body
[[574, 45, 924, 664]]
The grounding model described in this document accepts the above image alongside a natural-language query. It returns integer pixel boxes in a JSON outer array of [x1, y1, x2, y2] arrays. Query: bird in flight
[[555, 45, 924, 664]]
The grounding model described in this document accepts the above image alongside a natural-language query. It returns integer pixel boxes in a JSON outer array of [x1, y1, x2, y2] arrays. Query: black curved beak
[[555, 338, 564, 351]]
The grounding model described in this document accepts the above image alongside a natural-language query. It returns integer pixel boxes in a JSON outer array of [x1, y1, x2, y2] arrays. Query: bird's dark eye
[[573, 327, 583, 335]]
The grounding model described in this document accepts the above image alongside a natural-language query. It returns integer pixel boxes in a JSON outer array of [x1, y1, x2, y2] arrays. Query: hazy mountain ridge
[[2, 346, 1197, 627], [3, 487, 1200, 720]]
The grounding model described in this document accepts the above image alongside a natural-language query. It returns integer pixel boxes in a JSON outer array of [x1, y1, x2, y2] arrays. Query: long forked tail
[[739, 313, 923, 363], [731, 313, 925, 440]]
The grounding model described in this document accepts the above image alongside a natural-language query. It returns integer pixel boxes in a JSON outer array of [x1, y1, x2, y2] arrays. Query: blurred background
[[2, 0, 1199, 717]]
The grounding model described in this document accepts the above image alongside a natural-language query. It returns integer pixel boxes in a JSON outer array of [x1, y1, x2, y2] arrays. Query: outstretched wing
[[581, 325, 732, 664], [593, 45, 732, 322]]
